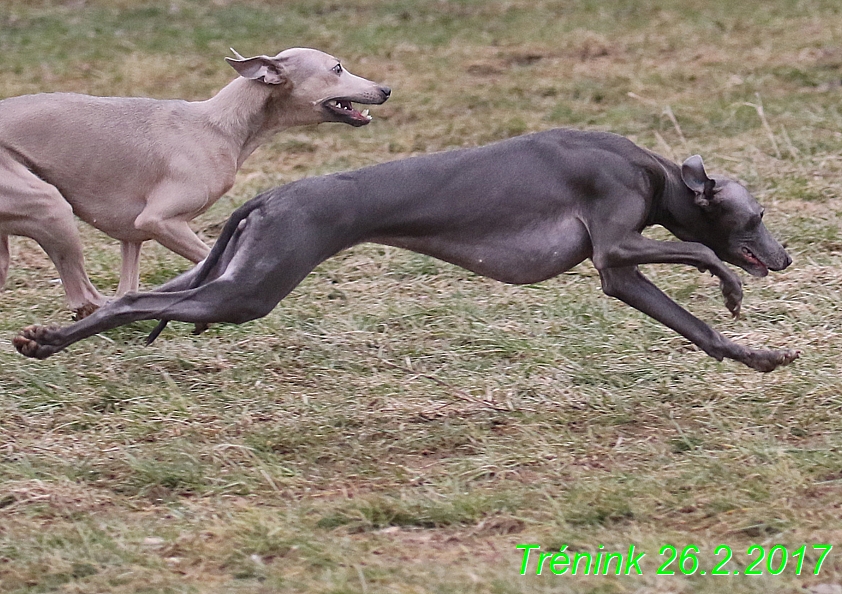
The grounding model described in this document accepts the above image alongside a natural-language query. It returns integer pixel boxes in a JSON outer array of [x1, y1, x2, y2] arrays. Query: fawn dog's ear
[[225, 49, 289, 86]]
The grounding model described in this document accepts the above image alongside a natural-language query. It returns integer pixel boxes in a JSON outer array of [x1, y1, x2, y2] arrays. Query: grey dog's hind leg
[[13, 200, 334, 359], [14, 275, 275, 359], [145, 198, 266, 342]]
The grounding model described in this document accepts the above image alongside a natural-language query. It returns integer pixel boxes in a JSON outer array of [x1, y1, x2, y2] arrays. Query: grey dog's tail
[[145, 196, 266, 345]]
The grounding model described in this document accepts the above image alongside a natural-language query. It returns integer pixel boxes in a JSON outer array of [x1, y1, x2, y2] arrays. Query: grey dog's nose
[[380, 86, 391, 99]]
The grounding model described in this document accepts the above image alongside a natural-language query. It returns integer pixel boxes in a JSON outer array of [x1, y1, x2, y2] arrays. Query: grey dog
[[14, 129, 799, 372]]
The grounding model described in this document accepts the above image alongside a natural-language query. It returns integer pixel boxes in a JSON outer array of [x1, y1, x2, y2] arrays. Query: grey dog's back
[[260, 128, 670, 232]]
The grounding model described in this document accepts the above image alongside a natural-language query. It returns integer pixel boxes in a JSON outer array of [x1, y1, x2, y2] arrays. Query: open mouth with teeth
[[739, 246, 769, 277], [322, 98, 373, 127]]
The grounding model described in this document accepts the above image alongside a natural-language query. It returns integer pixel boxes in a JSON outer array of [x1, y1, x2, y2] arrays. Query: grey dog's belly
[[375, 216, 592, 285]]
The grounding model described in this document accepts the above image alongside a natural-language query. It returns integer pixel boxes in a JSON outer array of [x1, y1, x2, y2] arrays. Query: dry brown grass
[[2, 0, 842, 592]]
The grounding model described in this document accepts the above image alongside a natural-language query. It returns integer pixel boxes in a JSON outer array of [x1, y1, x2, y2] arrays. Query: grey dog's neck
[[646, 157, 702, 243]]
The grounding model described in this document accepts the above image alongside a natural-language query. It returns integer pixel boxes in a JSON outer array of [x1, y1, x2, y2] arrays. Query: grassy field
[[2, 0, 842, 592]]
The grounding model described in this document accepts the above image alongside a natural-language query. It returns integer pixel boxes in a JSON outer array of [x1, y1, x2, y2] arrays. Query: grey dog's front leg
[[598, 266, 798, 371], [592, 235, 743, 317]]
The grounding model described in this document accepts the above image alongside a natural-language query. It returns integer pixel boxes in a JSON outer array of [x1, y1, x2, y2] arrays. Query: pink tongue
[[746, 251, 768, 273], [339, 102, 362, 117]]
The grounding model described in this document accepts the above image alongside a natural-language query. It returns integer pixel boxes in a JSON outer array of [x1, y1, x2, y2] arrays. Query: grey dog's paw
[[719, 275, 743, 319], [743, 348, 800, 372], [12, 325, 62, 359]]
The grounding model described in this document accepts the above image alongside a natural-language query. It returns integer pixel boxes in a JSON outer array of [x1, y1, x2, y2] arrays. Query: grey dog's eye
[[332, 63, 342, 75]]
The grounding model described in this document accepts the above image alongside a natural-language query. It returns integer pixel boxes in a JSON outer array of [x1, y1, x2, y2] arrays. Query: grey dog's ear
[[225, 49, 288, 85], [681, 154, 717, 206]]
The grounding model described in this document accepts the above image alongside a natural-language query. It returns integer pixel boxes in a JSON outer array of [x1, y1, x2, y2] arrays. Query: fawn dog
[[0, 47, 390, 317]]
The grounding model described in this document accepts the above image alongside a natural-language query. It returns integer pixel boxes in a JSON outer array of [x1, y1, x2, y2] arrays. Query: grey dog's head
[[681, 155, 791, 277]]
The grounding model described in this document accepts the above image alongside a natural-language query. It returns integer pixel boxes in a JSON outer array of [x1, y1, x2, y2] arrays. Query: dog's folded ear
[[681, 155, 711, 193], [681, 154, 718, 208], [225, 50, 288, 86]]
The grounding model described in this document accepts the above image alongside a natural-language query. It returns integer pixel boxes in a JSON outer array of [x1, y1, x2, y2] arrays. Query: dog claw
[[730, 304, 741, 319], [722, 291, 742, 319]]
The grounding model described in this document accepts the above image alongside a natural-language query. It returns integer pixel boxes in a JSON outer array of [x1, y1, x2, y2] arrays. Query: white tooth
[[361, 109, 369, 117]]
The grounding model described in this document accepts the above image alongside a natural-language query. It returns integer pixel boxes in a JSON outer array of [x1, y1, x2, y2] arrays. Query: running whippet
[[14, 129, 799, 372], [0, 47, 390, 317]]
